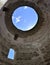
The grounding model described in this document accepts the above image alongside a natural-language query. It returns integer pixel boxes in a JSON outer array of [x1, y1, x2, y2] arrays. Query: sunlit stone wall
[[0, 0, 8, 9]]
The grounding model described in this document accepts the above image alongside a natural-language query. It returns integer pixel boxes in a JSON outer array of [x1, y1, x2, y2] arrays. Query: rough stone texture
[[0, 0, 50, 65]]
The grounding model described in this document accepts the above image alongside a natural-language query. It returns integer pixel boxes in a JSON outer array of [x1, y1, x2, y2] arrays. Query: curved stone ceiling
[[0, 0, 50, 65]]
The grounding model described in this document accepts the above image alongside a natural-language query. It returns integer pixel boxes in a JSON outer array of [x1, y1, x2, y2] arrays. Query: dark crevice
[[14, 34, 18, 40], [3, 7, 9, 12]]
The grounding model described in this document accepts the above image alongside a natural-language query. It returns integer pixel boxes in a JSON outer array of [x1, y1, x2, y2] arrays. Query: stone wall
[[0, 0, 50, 65]]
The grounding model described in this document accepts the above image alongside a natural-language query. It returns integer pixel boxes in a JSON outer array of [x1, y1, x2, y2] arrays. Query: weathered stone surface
[[0, 0, 50, 65]]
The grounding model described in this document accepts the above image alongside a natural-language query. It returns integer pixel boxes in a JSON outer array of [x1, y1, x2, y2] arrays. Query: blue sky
[[7, 48, 15, 60], [12, 6, 38, 31]]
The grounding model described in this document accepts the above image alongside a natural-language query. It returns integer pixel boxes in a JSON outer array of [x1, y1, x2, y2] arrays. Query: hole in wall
[[7, 48, 15, 60], [14, 34, 18, 40], [12, 6, 38, 31]]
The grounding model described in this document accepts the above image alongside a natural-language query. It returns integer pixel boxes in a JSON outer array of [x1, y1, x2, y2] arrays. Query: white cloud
[[24, 6, 28, 9], [16, 16, 21, 23]]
